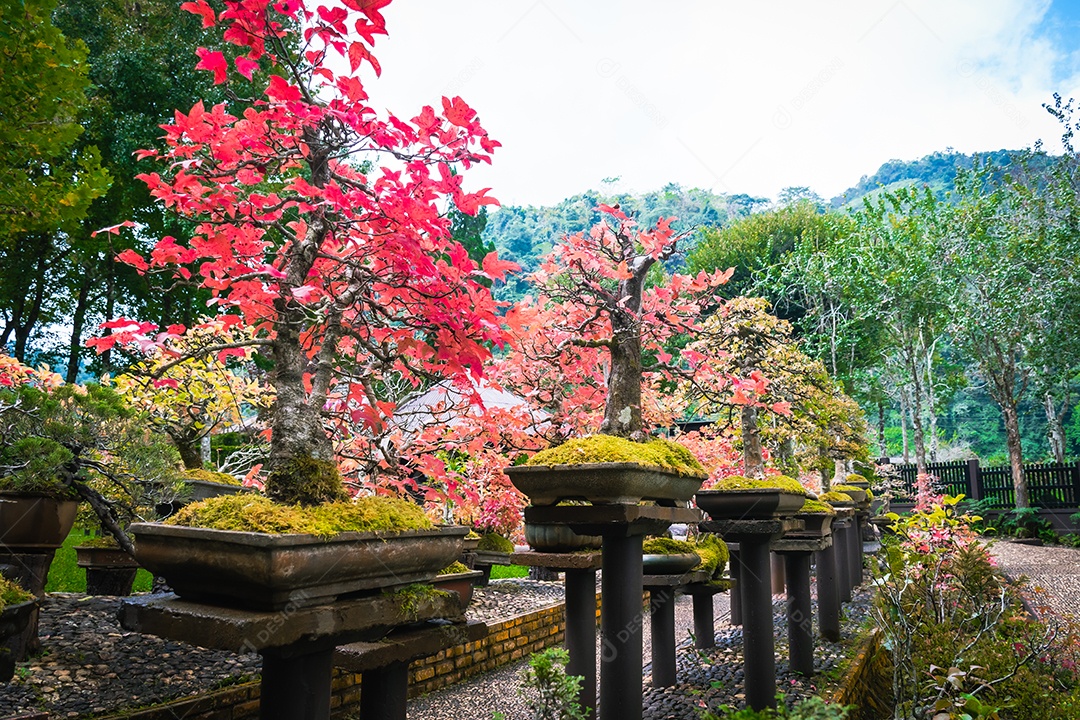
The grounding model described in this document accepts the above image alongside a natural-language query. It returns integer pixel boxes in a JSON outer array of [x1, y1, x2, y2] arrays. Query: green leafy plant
[[517, 647, 590, 720], [998, 507, 1052, 540]]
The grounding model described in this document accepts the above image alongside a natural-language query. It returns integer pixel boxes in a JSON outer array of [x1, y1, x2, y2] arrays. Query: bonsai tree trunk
[[741, 405, 765, 479], [171, 430, 204, 470], [600, 326, 644, 440]]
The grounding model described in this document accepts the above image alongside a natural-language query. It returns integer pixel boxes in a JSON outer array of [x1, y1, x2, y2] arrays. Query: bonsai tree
[[109, 318, 272, 470], [0, 353, 181, 555], [501, 204, 733, 441], [680, 297, 818, 478], [88, 0, 512, 501]]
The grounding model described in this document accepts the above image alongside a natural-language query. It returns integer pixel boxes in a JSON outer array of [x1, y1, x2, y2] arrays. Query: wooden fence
[[892, 459, 1080, 509]]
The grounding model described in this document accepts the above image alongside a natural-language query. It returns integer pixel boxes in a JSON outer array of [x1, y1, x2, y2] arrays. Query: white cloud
[[364, 0, 1080, 206]]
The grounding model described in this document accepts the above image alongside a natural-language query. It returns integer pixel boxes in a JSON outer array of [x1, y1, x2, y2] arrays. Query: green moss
[[798, 498, 836, 515], [820, 491, 854, 505], [525, 435, 705, 476], [864, 488, 874, 500], [643, 537, 696, 555], [694, 534, 729, 580], [165, 494, 432, 537], [0, 575, 33, 613], [265, 455, 349, 507], [831, 484, 864, 494], [184, 468, 242, 486], [77, 535, 121, 549], [477, 532, 514, 553], [439, 561, 471, 575], [712, 475, 808, 496], [845, 473, 868, 485], [643, 534, 728, 580], [465, 530, 482, 540], [389, 583, 449, 620]]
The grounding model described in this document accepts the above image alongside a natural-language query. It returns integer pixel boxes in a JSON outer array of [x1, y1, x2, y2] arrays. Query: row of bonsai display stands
[[1, 469, 876, 720], [504, 463, 877, 719]]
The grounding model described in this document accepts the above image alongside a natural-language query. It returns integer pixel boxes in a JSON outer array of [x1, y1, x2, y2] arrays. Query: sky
[[361, 0, 1080, 208]]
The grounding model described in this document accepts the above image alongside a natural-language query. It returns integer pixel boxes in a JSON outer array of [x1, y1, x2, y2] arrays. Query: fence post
[[1072, 460, 1080, 508], [967, 458, 982, 502]]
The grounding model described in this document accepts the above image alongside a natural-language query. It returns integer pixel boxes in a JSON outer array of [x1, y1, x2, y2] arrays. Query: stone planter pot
[[694, 489, 805, 520], [504, 463, 706, 506], [0, 599, 36, 682], [833, 487, 868, 504], [642, 553, 700, 575], [0, 495, 79, 549], [75, 546, 141, 596], [524, 522, 602, 553], [787, 513, 834, 538], [185, 479, 254, 503], [129, 522, 468, 611], [431, 570, 484, 607], [462, 536, 481, 552]]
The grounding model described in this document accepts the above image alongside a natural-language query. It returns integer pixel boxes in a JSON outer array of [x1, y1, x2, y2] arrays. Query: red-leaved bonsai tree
[[496, 204, 734, 442], [89, 0, 512, 502]]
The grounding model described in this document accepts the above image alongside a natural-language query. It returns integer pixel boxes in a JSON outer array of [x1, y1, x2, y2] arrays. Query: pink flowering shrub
[[872, 495, 1062, 718]]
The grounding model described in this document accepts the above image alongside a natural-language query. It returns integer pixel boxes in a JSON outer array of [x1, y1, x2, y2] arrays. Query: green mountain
[[483, 184, 763, 302], [827, 149, 1018, 210]]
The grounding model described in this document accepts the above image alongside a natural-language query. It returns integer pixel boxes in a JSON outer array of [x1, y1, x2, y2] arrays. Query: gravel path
[[989, 540, 1080, 619], [0, 581, 570, 719], [409, 579, 874, 720]]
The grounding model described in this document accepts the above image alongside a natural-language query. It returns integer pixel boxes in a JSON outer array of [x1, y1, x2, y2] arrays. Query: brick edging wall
[[829, 628, 893, 720], [93, 593, 601, 720]]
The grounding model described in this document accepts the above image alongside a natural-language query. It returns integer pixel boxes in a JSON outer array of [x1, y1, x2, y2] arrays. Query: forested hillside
[[828, 149, 1018, 209], [483, 184, 762, 302]]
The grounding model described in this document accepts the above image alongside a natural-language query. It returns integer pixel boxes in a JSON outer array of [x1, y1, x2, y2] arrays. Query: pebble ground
[[989, 540, 1080, 619]]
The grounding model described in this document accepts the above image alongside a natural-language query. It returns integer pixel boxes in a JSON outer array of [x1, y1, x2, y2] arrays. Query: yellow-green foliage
[[0, 575, 33, 613], [694, 534, 729, 579], [712, 474, 808, 496], [799, 498, 836, 515], [78, 535, 121, 548], [865, 488, 874, 500], [820, 491, 854, 505], [266, 455, 350, 506], [477, 532, 514, 553], [184, 468, 242, 486], [643, 534, 728, 579], [642, 537, 695, 555], [845, 473, 868, 485], [526, 435, 705, 476], [165, 494, 432, 537], [832, 484, 866, 498], [439, 561, 471, 575], [465, 530, 481, 540]]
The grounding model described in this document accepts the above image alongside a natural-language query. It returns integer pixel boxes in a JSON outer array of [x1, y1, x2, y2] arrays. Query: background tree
[[0, 0, 110, 360]]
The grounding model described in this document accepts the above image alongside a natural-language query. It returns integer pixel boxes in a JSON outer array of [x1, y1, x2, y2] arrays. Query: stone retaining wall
[[829, 628, 893, 720], [93, 594, 602, 720]]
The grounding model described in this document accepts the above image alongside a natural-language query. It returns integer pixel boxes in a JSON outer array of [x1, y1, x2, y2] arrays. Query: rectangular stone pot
[[504, 463, 706, 505], [0, 495, 79, 549], [695, 489, 806, 520], [129, 523, 468, 611]]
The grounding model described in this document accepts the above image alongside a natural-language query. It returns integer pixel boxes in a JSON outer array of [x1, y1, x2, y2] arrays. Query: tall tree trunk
[[1045, 391, 1067, 465], [925, 342, 939, 462], [66, 276, 92, 383], [898, 392, 910, 464], [740, 405, 765, 478], [905, 352, 928, 475], [1001, 403, 1029, 508], [877, 401, 886, 460]]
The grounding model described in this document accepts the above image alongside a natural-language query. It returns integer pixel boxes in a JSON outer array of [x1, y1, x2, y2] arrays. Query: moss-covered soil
[[525, 434, 705, 476]]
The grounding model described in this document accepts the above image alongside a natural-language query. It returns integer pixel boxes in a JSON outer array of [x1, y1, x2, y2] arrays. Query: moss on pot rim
[[0, 576, 33, 613], [711, 474, 808, 496], [819, 491, 854, 505], [476, 532, 514, 553], [798, 498, 836, 515], [525, 435, 704, 476], [183, 468, 243, 486], [164, 494, 433, 537], [642, 534, 728, 580]]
